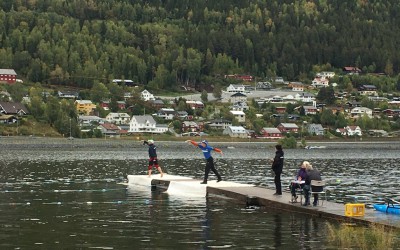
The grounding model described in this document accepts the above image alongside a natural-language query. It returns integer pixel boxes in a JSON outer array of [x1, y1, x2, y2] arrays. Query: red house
[[343, 66, 362, 75], [275, 107, 287, 114], [181, 121, 203, 133], [100, 101, 110, 110], [117, 101, 126, 110], [277, 123, 299, 133], [259, 127, 283, 139], [224, 74, 254, 82], [0, 69, 17, 84]]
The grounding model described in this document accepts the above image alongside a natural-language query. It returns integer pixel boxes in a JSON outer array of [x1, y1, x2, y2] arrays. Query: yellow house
[[75, 100, 96, 115]]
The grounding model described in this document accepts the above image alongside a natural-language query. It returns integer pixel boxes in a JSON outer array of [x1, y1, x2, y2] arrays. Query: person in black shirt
[[143, 139, 164, 177], [271, 144, 284, 195]]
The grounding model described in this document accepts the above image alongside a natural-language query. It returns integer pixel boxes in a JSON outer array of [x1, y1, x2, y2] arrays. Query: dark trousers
[[290, 183, 304, 197], [204, 157, 221, 181], [274, 172, 282, 194], [303, 185, 320, 205]]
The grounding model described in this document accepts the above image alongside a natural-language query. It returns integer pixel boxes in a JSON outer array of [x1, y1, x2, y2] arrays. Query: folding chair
[[310, 180, 326, 206], [289, 181, 304, 203]]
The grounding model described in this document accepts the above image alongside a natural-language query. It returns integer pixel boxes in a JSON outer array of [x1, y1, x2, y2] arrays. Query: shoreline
[[1, 136, 400, 149]]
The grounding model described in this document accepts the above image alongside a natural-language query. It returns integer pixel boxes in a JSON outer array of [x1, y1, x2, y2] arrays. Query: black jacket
[[144, 141, 157, 157], [148, 144, 157, 157], [271, 150, 284, 174]]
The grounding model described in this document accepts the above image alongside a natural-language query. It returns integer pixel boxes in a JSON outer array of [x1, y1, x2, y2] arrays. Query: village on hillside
[[1, 67, 399, 140]]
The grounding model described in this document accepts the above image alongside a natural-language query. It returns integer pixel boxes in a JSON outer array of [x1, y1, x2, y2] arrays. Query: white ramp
[[167, 180, 254, 197], [127, 174, 192, 187], [127, 174, 254, 197]]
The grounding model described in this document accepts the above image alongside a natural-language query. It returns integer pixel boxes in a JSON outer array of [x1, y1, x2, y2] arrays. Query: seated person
[[289, 161, 308, 202], [302, 163, 322, 206]]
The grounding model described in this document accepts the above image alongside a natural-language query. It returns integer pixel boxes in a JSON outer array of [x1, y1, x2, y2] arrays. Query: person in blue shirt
[[289, 161, 308, 202], [143, 139, 164, 178], [186, 140, 223, 184]]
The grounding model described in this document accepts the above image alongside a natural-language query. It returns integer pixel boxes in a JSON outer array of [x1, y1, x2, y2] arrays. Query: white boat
[[304, 145, 327, 149]]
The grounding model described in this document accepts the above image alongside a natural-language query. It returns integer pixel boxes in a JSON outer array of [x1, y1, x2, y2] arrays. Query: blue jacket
[[198, 144, 214, 159], [297, 168, 307, 180]]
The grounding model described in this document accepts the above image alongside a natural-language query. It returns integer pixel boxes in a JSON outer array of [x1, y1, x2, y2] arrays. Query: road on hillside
[[156, 89, 300, 103]]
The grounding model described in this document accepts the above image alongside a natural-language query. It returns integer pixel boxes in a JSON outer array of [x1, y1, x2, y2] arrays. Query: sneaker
[[217, 179, 222, 182], [200, 181, 207, 184], [273, 193, 282, 195]]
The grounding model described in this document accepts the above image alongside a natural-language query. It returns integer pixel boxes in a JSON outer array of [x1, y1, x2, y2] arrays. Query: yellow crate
[[345, 203, 365, 217]]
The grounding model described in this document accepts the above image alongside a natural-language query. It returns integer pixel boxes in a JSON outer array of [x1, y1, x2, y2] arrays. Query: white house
[[58, 90, 79, 99], [317, 71, 335, 78], [350, 107, 373, 118], [294, 92, 315, 103], [226, 84, 245, 93], [345, 126, 362, 136], [124, 92, 132, 100], [290, 82, 305, 91], [268, 95, 284, 103], [141, 89, 155, 101], [311, 77, 329, 88], [307, 123, 325, 136], [230, 92, 247, 103], [129, 115, 167, 133], [207, 119, 232, 130], [105, 112, 131, 125], [78, 115, 104, 127], [231, 101, 249, 111], [274, 77, 285, 84], [155, 108, 177, 120], [336, 126, 362, 136], [230, 110, 246, 123], [223, 126, 248, 138]]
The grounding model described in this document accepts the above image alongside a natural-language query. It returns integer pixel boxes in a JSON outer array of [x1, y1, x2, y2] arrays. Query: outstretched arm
[[185, 140, 198, 146], [214, 147, 223, 155]]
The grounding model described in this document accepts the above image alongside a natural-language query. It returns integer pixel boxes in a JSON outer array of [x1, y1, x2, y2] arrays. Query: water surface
[[1, 138, 399, 249]]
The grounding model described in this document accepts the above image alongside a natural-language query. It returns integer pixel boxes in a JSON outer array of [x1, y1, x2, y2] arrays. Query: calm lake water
[[1, 138, 400, 249]]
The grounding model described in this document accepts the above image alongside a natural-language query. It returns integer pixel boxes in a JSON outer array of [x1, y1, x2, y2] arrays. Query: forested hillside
[[1, 0, 400, 91]]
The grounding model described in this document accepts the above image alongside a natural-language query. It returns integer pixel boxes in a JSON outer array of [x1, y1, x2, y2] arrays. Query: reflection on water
[[1, 140, 400, 248]]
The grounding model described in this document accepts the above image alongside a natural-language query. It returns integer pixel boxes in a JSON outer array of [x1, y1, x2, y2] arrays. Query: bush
[[278, 136, 297, 148], [327, 223, 397, 249]]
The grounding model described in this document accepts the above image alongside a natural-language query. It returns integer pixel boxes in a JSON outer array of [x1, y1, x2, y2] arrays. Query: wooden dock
[[127, 174, 400, 228]]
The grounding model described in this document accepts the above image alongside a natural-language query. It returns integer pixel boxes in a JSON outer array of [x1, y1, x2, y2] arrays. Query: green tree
[[320, 109, 336, 127], [212, 83, 222, 99], [334, 112, 348, 129], [316, 86, 336, 104], [91, 82, 110, 103], [45, 96, 61, 126], [201, 90, 208, 102]]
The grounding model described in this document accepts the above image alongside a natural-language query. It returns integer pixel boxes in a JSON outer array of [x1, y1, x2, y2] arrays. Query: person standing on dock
[[271, 144, 284, 195], [186, 140, 223, 184], [143, 139, 164, 178]]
